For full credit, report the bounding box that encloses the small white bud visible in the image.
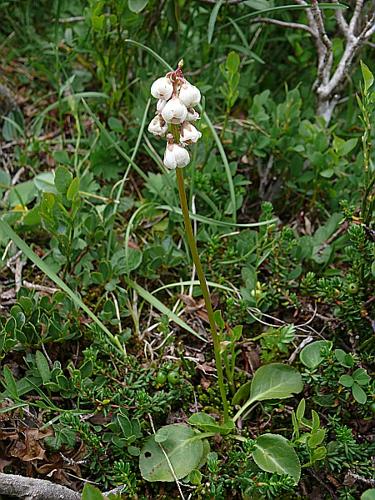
[148,115,168,137]
[179,82,201,107]
[156,99,167,113]
[180,122,202,144]
[163,143,190,169]
[161,96,188,124]
[186,108,200,122]
[151,77,173,100]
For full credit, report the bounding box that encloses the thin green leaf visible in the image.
[0,219,126,358]
[157,205,276,227]
[125,278,206,342]
[225,3,348,26]
[3,366,19,399]
[208,0,224,44]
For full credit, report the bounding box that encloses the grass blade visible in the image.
[208,0,224,44]
[157,204,277,227]
[125,277,207,342]
[0,219,126,358]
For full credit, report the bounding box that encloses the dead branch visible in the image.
[288,0,375,123]
[0,472,129,499]
[249,17,315,35]
[0,473,81,500]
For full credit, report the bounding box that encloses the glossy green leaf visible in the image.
[361,61,374,94]
[352,368,371,386]
[352,383,367,404]
[128,0,149,14]
[300,340,332,369]
[308,429,326,448]
[252,433,301,483]
[232,380,251,405]
[55,166,73,194]
[339,374,353,388]
[234,364,303,422]
[3,366,19,399]
[250,363,303,402]
[66,177,80,201]
[35,350,51,383]
[139,424,204,482]
[296,399,305,422]
[361,489,375,500]
[188,412,234,435]
[82,483,104,500]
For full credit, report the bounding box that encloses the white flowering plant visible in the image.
[148,61,202,169]
[140,62,304,488]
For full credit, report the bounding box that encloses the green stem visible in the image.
[175,166,229,421]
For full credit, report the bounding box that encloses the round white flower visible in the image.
[163,143,190,169]
[148,115,168,137]
[161,96,188,124]
[156,99,167,113]
[186,108,200,122]
[179,82,201,107]
[151,77,173,100]
[181,122,202,144]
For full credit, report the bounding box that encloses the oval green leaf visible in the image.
[250,363,303,402]
[352,383,367,404]
[252,433,301,483]
[139,424,204,482]
[300,340,332,369]
[128,0,148,13]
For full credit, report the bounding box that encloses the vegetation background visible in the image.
[0,0,374,499]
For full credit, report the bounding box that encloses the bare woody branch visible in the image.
[249,17,315,35]
[0,473,81,500]
[349,0,365,34]
[0,472,126,500]
[332,0,349,34]
[285,0,375,123]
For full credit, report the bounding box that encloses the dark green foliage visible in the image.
[0,1,374,498]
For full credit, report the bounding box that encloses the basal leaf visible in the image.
[252,433,301,483]
[250,363,303,403]
[128,0,149,14]
[300,340,332,369]
[139,424,204,482]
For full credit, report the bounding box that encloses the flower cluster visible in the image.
[148,62,202,169]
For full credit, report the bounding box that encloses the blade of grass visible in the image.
[0,219,126,358]
[124,277,207,342]
[157,204,277,227]
[208,0,224,44]
[152,280,235,294]
[223,3,349,27]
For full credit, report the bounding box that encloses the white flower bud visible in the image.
[180,122,202,144]
[161,96,188,124]
[179,82,201,107]
[186,108,200,122]
[148,115,168,137]
[163,143,190,169]
[151,77,173,100]
[156,99,167,113]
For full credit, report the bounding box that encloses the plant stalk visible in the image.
[175,165,229,421]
